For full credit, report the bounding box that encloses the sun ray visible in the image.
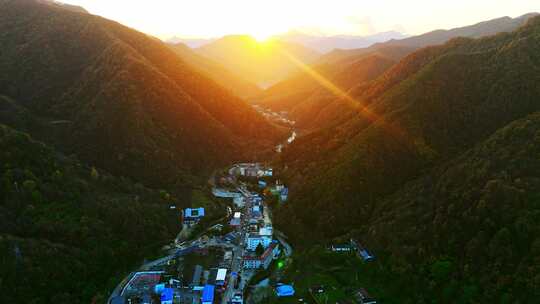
[279,49,409,141]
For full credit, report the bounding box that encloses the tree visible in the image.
[255,243,265,256]
[90,167,99,180]
[431,259,453,283]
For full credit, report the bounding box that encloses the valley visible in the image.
[1,1,540,303]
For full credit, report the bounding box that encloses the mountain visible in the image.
[321,13,538,65]
[273,16,540,301]
[0,123,188,303]
[255,13,538,131]
[167,37,216,48]
[196,35,320,86]
[276,31,408,53]
[39,0,88,13]
[0,0,283,188]
[275,10,540,262]
[357,113,540,302]
[255,53,401,130]
[168,42,262,98]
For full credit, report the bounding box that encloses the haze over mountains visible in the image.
[195,35,320,87]
[168,42,262,98]
[275,30,408,53]
[255,13,539,131]
[173,31,408,53]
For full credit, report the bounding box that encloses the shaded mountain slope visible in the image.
[321,13,538,65]
[169,42,262,98]
[0,0,282,186]
[356,113,540,302]
[255,14,538,132]
[276,16,540,240]
[255,54,399,130]
[0,124,181,303]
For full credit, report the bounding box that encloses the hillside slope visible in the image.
[359,113,540,302]
[257,53,399,129]
[169,42,262,98]
[0,0,282,186]
[0,124,181,303]
[256,13,538,131]
[276,16,540,240]
[196,35,320,86]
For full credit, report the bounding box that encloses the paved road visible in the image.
[275,230,293,257]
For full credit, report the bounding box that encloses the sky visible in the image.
[61,0,540,40]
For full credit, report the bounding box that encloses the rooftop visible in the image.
[185,207,205,218]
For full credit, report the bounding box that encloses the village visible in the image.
[108,163,295,304]
[107,103,378,304]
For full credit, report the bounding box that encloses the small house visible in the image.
[276,284,295,297]
[160,288,173,304]
[354,288,377,304]
[183,207,205,226]
[331,244,354,252]
[202,285,215,304]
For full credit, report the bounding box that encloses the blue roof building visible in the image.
[280,187,288,202]
[276,284,295,297]
[359,249,375,261]
[184,208,205,226]
[110,296,125,304]
[185,208,205,218]
[202,284,215,304]
[160,288,173,304]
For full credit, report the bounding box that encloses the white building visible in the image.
[246,233,272,251]
[243,241,280,269]
[216,268,227,286]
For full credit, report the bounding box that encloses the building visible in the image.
[191,265,203,287]
[263,168,273,177]
[251,205,262,218]
[110,296,125,304]
[358,249,375,262]
[233,196,245,207]
[243,241,280,269]
[230,212,241,227]
[246,233,272,251]
[246,167,259,177]
[276,284,295,297]
[258,180,267,188]
[354,288,377,304]
[202,285,215,304]
[350,239,375,261]
[216,268,228,286]
[160,288,173,304]
[183,208,205,226]
[280,187,288,202]
[330,244,354,252]
[231,293,243,304]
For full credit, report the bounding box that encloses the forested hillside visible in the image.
[169,42,262,98]
[356,113,540,302]
[0,0,283,188]
[276,16,540,242]
[255,13,537,132]
[0,124,181,303]
[255,54,399,130]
